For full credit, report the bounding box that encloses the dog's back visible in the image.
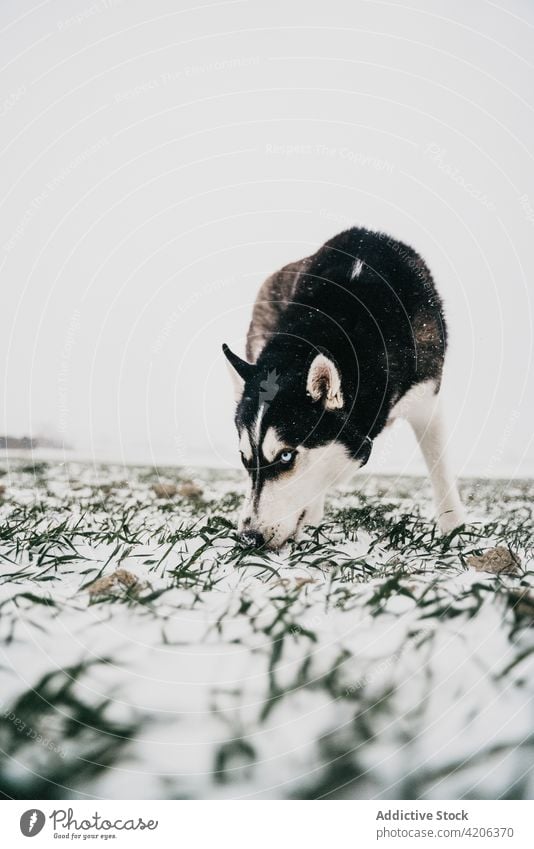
[246,227,447,437]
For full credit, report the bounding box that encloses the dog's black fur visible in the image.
[225,227,446,467]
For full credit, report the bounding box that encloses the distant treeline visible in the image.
[0,436,64,449]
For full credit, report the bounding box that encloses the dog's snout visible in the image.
[239,530,266,549]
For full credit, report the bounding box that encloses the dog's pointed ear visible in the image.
[222,344,255,400]
[306,353,344,410]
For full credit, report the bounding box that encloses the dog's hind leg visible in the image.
[395,380,466,533]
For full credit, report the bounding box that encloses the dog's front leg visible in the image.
[401,381,466,533]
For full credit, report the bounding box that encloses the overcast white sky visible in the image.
[1,0,533,477]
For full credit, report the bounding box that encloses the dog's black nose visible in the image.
[239,530,265,548]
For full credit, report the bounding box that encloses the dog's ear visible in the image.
[306,353,344,410]
[222,344,255,401]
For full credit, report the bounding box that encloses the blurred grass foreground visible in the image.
[0,459,533,800]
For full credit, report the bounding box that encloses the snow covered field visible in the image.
[0,459,533,800]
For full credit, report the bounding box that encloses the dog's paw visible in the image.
[438,508,467,536]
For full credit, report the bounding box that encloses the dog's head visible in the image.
[223,344,372,549]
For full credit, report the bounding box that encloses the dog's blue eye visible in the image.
[279,450,294,464]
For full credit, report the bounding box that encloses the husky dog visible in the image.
[223,227,465,549]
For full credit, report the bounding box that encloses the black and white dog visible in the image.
[223,227,465,549]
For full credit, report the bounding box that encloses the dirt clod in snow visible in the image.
[151,482,178,499]
[114,569,139,589]
[467,546,521,575]
[294,577,317,590]
[87,569,139,596]
[177,481,203,498]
